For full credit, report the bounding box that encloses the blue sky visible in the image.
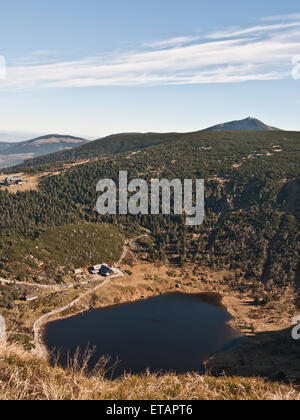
[0,0,300,139]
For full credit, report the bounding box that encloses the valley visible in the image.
[0,125,299,400]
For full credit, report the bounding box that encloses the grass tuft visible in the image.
[0,342,299,401]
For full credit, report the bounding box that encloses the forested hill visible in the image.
[8,130,300,173]
[0,130,299,303]
[7,119,284,171]
[9,132,185,171]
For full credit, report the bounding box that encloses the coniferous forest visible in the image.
[0,130,299,304]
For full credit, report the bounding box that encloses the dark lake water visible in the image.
[44,292,244,378]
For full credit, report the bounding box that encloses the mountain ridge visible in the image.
[3,118,289,171]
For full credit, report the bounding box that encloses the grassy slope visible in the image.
[1,342,299,400]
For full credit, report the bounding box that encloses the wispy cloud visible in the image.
[144,36,201,49]
[1,14,300,90]
[261,13,300,22]
[206,22,300,39]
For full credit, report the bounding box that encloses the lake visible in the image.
[43,292,244,378]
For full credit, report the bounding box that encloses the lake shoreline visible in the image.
[34,261,299,384]
[39,287,237,363]
[43,291,244,378]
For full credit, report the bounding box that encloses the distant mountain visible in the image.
[203,117,281,132]
[0,134,88,169]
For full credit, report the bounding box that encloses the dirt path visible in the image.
[33,275,122,358]
[0,278,61,291]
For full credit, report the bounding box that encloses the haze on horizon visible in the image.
[1,0,300,139]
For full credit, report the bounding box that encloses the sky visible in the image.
[0,0,300,140]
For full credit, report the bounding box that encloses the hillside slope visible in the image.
[0,223,123,288]
[0,130,299,303]
[0,142,14,153]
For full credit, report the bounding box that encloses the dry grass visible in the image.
[0,342,299,401]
